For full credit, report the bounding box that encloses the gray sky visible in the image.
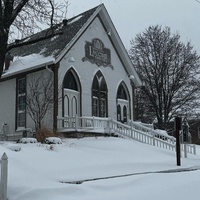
[67,0,200,53]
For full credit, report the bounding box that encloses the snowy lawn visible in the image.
[1,137,200,200]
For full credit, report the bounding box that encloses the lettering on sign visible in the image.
[82,38,113,69]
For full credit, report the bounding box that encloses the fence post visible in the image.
[193,144,196,155]
[131,123,133,138]
[152,133,155,146]
[107,118,111,135]
[92,116,95,128]
[184,144,187,158]
[1,153,8,200]
[110,118,113,134]
[75,115,78,131]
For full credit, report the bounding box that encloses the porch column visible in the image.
[52,63,59,132]
[131,82,136,121]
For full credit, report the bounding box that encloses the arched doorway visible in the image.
[63,69,81,123]
[116,82,130,123]
[92,71,108,117]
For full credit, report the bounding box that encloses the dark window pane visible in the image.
[17,77,26,128]
[123,106,127,123]
[117,84,127,100]
[18,112,25,127]
[18,78,26,94]
[117,105,121,121]
[63,71,78,91]
[18,96,26,111]
[100,98,106,117]
[92,97,98,116]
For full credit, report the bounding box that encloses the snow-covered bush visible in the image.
[155,129,169,137]
[18,138,38,144]
[7,144,21,151]
[46,144,57,151]
[44,137,62,144]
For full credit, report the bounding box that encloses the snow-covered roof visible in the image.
[3,54,54,77]
[2,4,142,86]
[2,6,98,79]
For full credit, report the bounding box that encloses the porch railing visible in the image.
[57,116,196,155]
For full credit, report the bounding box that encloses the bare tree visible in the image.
[129,25,200,130]
[0,0,68,78]
[134,87,156,124]
[26,71,54,130]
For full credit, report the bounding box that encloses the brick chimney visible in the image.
[63,19,68,26]
[4,53,13,70]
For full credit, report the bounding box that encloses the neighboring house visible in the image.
[0,4,141,136]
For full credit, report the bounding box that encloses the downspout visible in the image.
[52,64,59,132]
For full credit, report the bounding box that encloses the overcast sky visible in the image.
[66,0,200,53]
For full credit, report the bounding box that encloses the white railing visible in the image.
[57,116,109,131]
[181,143,196,155]
[57,116,195,155]
[0,153,8,200]
[107,118,176,151]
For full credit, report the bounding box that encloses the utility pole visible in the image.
[175,117,182,166]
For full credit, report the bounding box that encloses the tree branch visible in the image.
[11,0,29,25]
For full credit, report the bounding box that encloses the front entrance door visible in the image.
[64,89,80,127]
[117,99,129,124]
[63,69,81,128]
[116,82,130,124]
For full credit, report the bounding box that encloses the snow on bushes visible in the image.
[18,138,38,144]
[44,137,62,144]
[6,144,21,151]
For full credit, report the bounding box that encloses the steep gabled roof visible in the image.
[8,5,99,59]
[3,4,141,86]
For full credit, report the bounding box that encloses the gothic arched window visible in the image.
[117,84,127,100]
[63,69,81,120]
[63,71,78,91]
[92,71,108,117]
[116,82,130,123]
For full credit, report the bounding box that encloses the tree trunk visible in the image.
[0,32,8,77]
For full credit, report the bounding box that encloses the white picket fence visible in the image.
[0,153,8,200]
[57,116,196,155]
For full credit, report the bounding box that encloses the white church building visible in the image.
[0,4,141,137]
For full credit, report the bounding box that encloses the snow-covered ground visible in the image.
[1,137,200,200]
